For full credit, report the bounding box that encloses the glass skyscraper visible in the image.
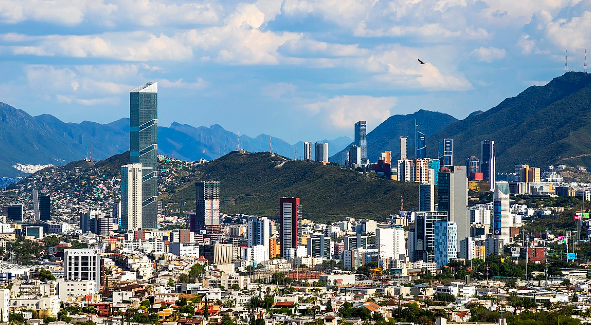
[438,138,453,169]
[354,121,367,165]
[129,82,158,229]
[416,131,426,159]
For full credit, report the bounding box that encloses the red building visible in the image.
[521,247,546,263]
[280,197,301,257]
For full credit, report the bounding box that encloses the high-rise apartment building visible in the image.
[303,142,312,161]
[247,216,270,248]
[437,166,469,251]
[399,136,408,160]
[376,226,405,262]
[348,145,361,167]
[416,131,426,159]
[434,221,457,268]
[280,197,301,257]
[315,142,329,163]
[64,249,101,291]
[194,181,221,232]
[130,82,158,229]
[412,211,448,262]
[121,163,143,231]
[307,234,331,258]
[438,139,453,169]
[481,140,496,190]
[32,189,40,221]
[354,121,368,165]
[493,181,513,243]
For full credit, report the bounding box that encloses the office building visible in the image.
[412,211,448,262]
[95,217,112,236]
[397,159,414,182]
[247,216,270,248]
[376,226,405,262]
[303,142,312,161]
[307,234,331,258]
[6,204,23,222]
[466,156,480,177]
[195,181,221,232]
[348,145,361,167]
[437,166,469,250]
[419,183,435,211]
[80,210,103,234]
[315,142,329,163]
[416,131,426,159]
[130,82,158,229]
[493,181,513,244]
[428,160,440,185]
[121,163,143,231]
[64,249,101,292]
[481,140,496,190]
[280,197,301,257]
[434,221,457,268]
[39,192,51,221]
[354,121,368,165]
[438,139,453,169]
[399,136,408,160]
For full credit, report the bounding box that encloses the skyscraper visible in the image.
[438,139,453,169]
[437,166,469,250]
[481,140,496,190]
[121,163,143,231]
[493,181,512,242]
[354,121,367,165]
[39,192,51,221]
[303,142,312,161]
[6,204,23,223]
[416,131,426,159]
[194,181,221,232]
[434,221,457,268]
[376,226,405,262]
[315,142,329,163]
[399,136,408,160]
[247,216,270,248]
[412,211,449,262]
[419,183,435,211]
[280,197,301,257]
[348,145,361,167]
[32,190,40,221]
[130,82,158,229]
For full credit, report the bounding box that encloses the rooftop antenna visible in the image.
[565,50,568,73]
[237,129,241,150]
[294,148,298,160]
[269,135,273,154]
[585,49,588,74]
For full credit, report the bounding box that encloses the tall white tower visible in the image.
[121,163,144,231]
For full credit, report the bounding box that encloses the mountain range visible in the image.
[0,102,351,177]
[3,72,591,176]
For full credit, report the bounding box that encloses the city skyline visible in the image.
[1,1,590,143]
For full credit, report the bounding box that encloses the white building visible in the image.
[121,163,143,231]
[315,142,329,163]
[57,279,96,301]
[247,216,270,249]
[169,243,200,257]
[376,227,405,263]
[243,245,269,265]
[0,289,8,322]
[63,249,101,292]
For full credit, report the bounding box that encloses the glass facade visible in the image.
[354,121,367,164]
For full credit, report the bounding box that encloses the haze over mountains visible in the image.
[0,102,351,177]
[2,72,591,176]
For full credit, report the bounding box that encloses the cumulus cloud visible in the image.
[261,83,298,100]
[56,94,119,106]
[304,95,395,129]
[471,46,506,62]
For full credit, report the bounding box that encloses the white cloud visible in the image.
[471,46,506,62]
[56,94,119,106]
[261,83,298,100]
[158,78,208,89]
[279,39,368,57]
[304,95,395,129]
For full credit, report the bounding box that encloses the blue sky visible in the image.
[0,0,589,143]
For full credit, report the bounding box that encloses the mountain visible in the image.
[427,72,591,171]
[330,110,458,164]
[162,151,418,221]
[0,102,351,176]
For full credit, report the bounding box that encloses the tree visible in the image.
[167,278,175,287]
[325,299,333,312]
[220,314,234,325]
[38,268,56,281]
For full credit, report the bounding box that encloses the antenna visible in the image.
[237,129,241,150]
[414,119,417,159]
[294,148,298,160]
[269,135,273,154]
[585,49,588,74]
[565,50,568,73]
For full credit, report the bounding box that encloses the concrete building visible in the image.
[121,163,143,231]
[303,141,312,161]
[376,226,405,264]
[64,249,101,292]
[280,197,301,257]
[315,142,329,163]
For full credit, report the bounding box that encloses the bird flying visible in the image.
[418,59,425,64]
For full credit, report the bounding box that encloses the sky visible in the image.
[0,0,590,143]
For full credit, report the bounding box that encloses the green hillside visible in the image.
[427,72,591,171]
[163,151,418,222]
